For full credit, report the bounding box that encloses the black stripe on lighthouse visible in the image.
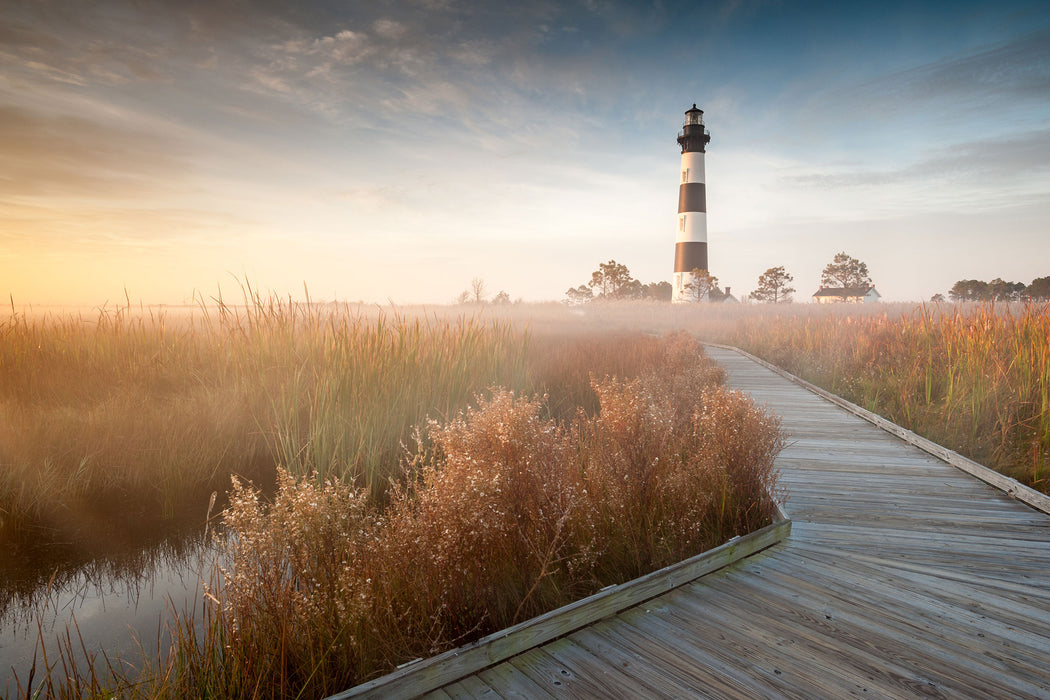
[674,241,708,273]
[678,182,706,213]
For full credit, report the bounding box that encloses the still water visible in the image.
[1,535,221,693]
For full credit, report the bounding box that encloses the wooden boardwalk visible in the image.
[348,347,1050,699]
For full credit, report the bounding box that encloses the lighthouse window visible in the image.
[679,216,686,232]
[681,169,689,183]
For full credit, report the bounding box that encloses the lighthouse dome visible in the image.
[684,104,704,125]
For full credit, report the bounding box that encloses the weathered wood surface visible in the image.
[709,343,1050,516]
[335,511,790,699]
[417,346,1050,699]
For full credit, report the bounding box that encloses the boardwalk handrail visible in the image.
[704,342,1050,517]
[328,503,790,700]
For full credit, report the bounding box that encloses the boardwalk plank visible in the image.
[506,645,629,699]
[438,676,499,699]
[567,627,698,697]
[592,611,791,698]
[531,637,666,697]
[692,557,1050,696]
[655,592,924,699]
[336,345,1050,699]
[474,664,556,699]
[615,604,802,698]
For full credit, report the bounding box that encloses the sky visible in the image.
[2,0,1049,306]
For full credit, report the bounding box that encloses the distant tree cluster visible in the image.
[747,253,872,304]
[456,278,514,305]
[565,260,672,304]
[947,277,1050,302]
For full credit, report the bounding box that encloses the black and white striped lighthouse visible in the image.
[672,104,711,302]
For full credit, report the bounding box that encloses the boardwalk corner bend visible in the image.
[331,343,1050,699]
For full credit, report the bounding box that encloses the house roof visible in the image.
[812,286,880,298]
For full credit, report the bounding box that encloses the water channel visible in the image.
[1,524,221,692]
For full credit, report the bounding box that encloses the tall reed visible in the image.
[0,295,531,545]
[725,303,1050,491]
[12,331,784,699]
[149,332,781,699]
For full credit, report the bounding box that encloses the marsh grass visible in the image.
[9,323,784,699]
[501,299,1050,491]
[143,332,781,699]
[0,294,530,544]
[716,302,1050,492]
[14,293,1049,698]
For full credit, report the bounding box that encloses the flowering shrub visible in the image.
[197,332,783,698]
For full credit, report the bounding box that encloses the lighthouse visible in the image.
[672,104,711,302]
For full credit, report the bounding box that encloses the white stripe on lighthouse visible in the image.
[672,105,710,303]
[676,212,707,244]
[681,152,705,184]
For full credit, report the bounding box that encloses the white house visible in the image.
[812,286,881,304]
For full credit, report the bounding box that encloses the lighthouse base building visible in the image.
[672,104,711,303]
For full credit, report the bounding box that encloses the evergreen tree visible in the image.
[820,252,872,289]
[749,266,795,303]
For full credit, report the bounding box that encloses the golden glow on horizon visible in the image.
[2,2,1048,306]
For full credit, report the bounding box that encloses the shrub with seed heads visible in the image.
[189,332,782,698]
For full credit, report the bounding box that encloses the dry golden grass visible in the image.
[149,331,781,699]
[713,302,1050,492]
[523,299,1049,492]
[4,302,785,700]
[27,294,1044,698]
[0,298,529,543]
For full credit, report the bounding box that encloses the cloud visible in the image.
[0,105,188,200]
[798,28,1050,132]
[877,28,1050,105]
[784,129,1050,192]
[279,28,371,62]
[373,19,407,40]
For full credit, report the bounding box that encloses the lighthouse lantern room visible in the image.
[672,104,711,303]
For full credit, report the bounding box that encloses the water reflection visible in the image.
[1,531,223,693]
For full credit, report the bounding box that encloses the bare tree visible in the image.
[471,277,487,304]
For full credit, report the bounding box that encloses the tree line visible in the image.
[565,260,675,303]
[562,254,1049,305]
[944,277,1050,302]
[748,252,873,303]
[456,278,513,305]
[565,251,876,305]
[565,261,740,303]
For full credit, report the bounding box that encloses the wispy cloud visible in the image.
[784,129,1050,197]
[872,28,1050,106]
[795,27,1050,135]
[0,105,188,199]
[2,0,1048,305]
